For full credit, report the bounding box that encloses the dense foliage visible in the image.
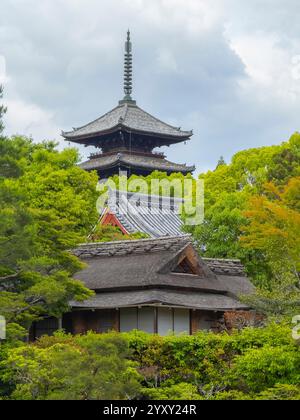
[0,332,141,400]
[1,324,299,400]
[189,134,300,318]
[188,133,300,281]
[0,85,7,135]
[89,225,149,242]
[0,136,99,338]
[240,178,300,317]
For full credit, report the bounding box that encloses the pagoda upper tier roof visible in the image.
[62,101,193,142]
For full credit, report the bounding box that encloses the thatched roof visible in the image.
[71,236,254,311]
[70,289,249,311]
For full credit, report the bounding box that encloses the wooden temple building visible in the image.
[62,31,195,178]
[31,236,254,338]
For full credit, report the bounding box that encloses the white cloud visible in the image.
[5,98,60,141]
[230,33,300,104]
[1,52,60,142]
[0,55,9,84]
[156,49,179,73]
[127,0,224,34]
[291,55,300,81]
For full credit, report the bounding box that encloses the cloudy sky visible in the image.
[1,0,300,173]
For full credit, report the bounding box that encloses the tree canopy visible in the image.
[1,332,141,400]
[0,136,99,338]
[186,133,300,284]
[1,325,299,400]
[0,85,7,135]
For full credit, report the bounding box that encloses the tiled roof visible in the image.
[104,190,185,238]
[79,151,195,174]
[202,258,245,277]
[62,102,193,140]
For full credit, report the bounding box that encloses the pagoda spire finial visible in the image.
[120,30,136,105]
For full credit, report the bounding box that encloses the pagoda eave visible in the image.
[79,152,195,176]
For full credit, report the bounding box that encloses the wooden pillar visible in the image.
[113,309,120,332]
[190,310,199,335]
[57,317,63,330]
[72,311,87,335]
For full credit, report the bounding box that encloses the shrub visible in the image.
[143,383,203,400]
[1,332,142,400]
[256,384,300,400]
[1,323,298,400]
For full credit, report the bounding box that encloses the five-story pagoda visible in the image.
[62,31,195,178]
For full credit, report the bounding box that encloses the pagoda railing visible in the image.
[89,150,166,160]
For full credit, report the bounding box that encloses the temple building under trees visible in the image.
[31,237,254,339]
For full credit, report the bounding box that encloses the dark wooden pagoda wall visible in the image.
[93,131,180,154]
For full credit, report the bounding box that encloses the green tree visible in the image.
[1,324,298,400]
[187,133,300,284]
[240,177,300,317]
[216,156,226,168]
[0,137,99,336]
[89,225,148,242]
[0,84,7,135]
[267,133,300,184]
[256,384,300,400]
[1,332,142,400]
[231,345,300,393]
[144,383,202,400]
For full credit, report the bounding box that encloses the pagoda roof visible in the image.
[62,102,193,142]
[79,151,195,174]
